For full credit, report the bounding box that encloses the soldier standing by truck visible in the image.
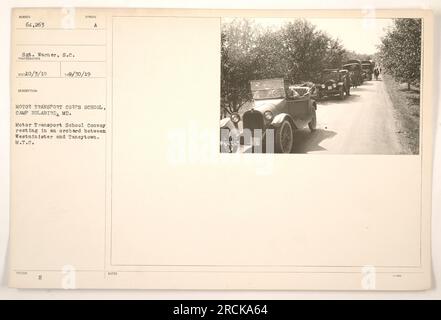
[374,67,380,80]
[342,69,351,96]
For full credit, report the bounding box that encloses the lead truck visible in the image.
[220,78,317,154]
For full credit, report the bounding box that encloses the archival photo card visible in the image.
[220,17,422,154]
[8,8,433,290]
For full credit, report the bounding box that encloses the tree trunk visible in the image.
[408,82,411,90]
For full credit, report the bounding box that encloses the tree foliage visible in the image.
[221,19,349,114]
[343,50,372,62]
[378,19,421,89]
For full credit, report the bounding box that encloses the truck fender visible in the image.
[271,113,296,129]
[220,117,240,140]
[220,118,240,152]
[220,117,236,130]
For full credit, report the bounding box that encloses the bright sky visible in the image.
[308,18,393,55]
[236,18,394,55]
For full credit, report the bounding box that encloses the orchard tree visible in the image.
[221,19,259,114]
[378,18,422,90]
[251,29,286,80]
[324,38,347,72]
[221,18,349,116]
[342,50,371,63]
[280,20,329,83]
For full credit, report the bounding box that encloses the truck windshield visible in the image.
[250,79,286,100]
[252,88,285,100]
[321,71,339,81]
[343,64,358,71]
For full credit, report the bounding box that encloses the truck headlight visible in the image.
[231,113,240,123]
[264,110,273,121]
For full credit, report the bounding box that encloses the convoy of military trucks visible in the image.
[315,59,377,100]
[220,58,379,153]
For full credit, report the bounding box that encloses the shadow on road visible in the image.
[292,128,337,153]
[317,93,360,106]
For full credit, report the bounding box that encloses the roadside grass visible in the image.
[382,74,420,154]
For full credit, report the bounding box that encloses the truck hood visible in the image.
[323,79,338,85]
[243,98,284,113]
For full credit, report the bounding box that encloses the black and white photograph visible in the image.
[220,18,422,154]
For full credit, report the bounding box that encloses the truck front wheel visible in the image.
[339,87,345,100]
[275,120,294,153]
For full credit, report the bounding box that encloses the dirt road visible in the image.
[293,80,403,154]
